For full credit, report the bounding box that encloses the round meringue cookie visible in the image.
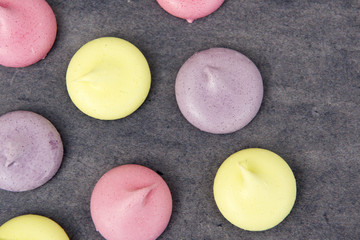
[66,37,151,120]
[0,214,69,240]
[90,164,172,240]
[156,0,224,23]
[213,148,297,231]
[175,48,263,134]
[0,0,57,67]
[0,111,63,192]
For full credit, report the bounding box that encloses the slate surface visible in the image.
[0,0,359,239]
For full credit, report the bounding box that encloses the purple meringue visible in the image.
[0,111,63,192]
[175,48,263,134]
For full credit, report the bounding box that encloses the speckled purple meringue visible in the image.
[175,48,263,134]
[0,111,63,192]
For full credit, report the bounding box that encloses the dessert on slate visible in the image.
[213,148,296,231]
[0,0,57,67]
[66,37,151,120]
[175,48,263,134]
[0,0,300,237]
[91,164,172,240]
[0,214,69,240]
[0,111,63,192]
[156,0,224,23]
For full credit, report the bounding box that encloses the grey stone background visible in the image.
[0,0,359,239]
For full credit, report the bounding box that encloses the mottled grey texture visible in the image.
[0,0,359,239]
